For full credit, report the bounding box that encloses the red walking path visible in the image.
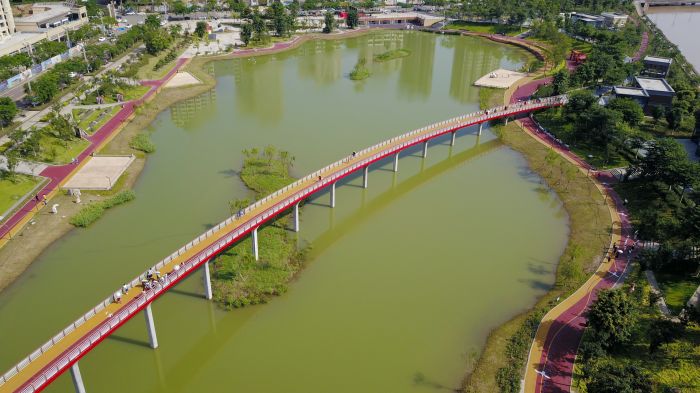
[0,58,190,249]
[511,80,635,393]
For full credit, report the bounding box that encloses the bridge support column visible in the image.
[203,261,212,300]
[504,117,509,125]
[450,131,456,146]
[70,362,87,393]
[330,182,336,208]
[363,166,369,188]
[252,227,259,261]
[422,141,428,158]
[393,153,399,172]
[144,304,158,349]
[478,122,483,136]
[293,203,300,232]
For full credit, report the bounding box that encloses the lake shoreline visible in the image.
[0,28,568,391]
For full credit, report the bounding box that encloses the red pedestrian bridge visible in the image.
[0,95,567,393]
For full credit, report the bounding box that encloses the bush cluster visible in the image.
[70,190,135,227]
[129,133,156,153]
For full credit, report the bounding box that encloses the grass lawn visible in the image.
[76,106,122,134]
[37,135,89,164]
[0,175,41,215]
[81,85,150,105]
[444,21,523,36]
[656,270,699,314]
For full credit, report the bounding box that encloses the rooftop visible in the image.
[613,86,648,97]
[635,77,675,93]
[644,56,673,65]
[0,31,45,49]
[15,4,73,23]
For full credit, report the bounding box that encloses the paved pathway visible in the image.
[0,58,189,248]
[511,80,635,393]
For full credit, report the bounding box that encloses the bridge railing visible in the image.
[1,94,567,391]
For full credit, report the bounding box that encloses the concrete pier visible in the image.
[293,203,300,232]
[363,166,369,188]
[70,362,86,393]
[203,262,212,300]
[478,122,483,136]
[393,153,399,172]
[422,141,428,158]
[450,131,456,146]
[252,227,259,261]
[144,304,158,349]
[330,182,336,208]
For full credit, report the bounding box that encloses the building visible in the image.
[600,12,628,28]
[636,77,675,110]
[613,76,676,113]
[643,56,672,77]
[570,11,627,29]
[570,12,603,28]
[0,0,15,38]
[13,3,87,32]
[357,12,442,27]
[0,3,87,57]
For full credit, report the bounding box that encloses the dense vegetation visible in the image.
[129,133,156,154]
[70,190,136,227]
[212,146,305,308]
[349,57,370,80]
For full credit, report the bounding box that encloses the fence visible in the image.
[0,44,83,93]
[1,95,568,392]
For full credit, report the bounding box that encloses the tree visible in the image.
[640,138,698,189]
[270,1,289,37]
[251,11,268,43]
[648,318,683,354]
[323,11,335,34]
[346,8,359,29]
[552,69,569,95]
[195,21,208,38]
[169,24,183,38]
[145,14,161,29]
[172,0,188,15]
[145,29,171,54]
[586,362,652,393]
[241,23,253,45]
[651,105,665,124]
[607,98,644,127]
[0,97,18,127]
[665,107,684,132]
[587,289,638,348]
[29,72,59,104]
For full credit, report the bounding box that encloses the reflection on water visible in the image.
[0,31,563,393]
[399,32,436,100]
[171,89,217,130]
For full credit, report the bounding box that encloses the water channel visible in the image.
[647,6,700,72]
[0,31,569,392]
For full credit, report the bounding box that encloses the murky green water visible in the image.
[647,6,700,71]
[0,31,568,392]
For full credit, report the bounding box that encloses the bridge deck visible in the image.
[0,96,565,393]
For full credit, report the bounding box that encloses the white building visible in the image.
[0,0,15,38]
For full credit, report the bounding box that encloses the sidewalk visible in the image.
[0,57,190,248]
[511,79,635,393]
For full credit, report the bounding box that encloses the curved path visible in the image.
[0,97,565,393]
[511,82,634,393]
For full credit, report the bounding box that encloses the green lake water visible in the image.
[0,31,568,392]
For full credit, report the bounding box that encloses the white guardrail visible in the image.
[2,95,567,393]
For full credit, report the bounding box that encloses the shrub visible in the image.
[129,133,156,153]
[70,190,135,227]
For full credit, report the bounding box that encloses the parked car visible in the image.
[98,36,107,42]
